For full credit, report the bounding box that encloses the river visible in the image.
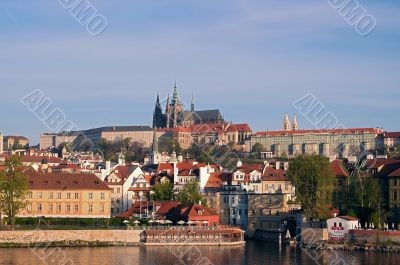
[0,240,398,265]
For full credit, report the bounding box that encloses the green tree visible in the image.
[151,181,174,202]
[0,155,29,227]
[177,180,205,205]
[287,155,335,220]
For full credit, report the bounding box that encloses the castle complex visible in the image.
[247,114,383,159]
[153,83,224,129]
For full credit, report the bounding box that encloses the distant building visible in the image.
[40,126,154,150]
[20,168,111,218]
[3,136,29,151]
[247,115,383,159]
[152,83,225,129]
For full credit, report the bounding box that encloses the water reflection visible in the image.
[0,241,399,265]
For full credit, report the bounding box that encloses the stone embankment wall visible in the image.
[301,228,328,245]
[0,230,141,247]
[347,230,400,244]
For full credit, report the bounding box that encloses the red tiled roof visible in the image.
[255,128,381,136]
[330,160,349,178]
[180,203,218,217]
[383,132,400,138]
[108,165,137,182]
[156,201,180,215]
[204,172,225,189]
[262,167,287,181]
[157,163,174,173]
[25,171,109,191]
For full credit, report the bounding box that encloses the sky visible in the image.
[0,0,399,144]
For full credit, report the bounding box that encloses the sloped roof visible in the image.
[330,160,349,178]
[180,203,218,217]
[262,167,287,181]
[25,171,109,191]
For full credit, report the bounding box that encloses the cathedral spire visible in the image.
[172,82,179,104]
[292,113,298,131]
[153,92,163,128]
[283,113,291,131]
[191,92,195,111]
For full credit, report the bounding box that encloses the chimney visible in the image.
[106,160,111,170]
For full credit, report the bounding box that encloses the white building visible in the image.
[327,216,359,240]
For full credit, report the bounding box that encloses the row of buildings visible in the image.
[0,134,29,154]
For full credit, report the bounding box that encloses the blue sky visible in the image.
[0,0,399,144]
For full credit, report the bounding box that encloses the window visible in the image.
[117,188,121,193]
[394,179,398,186]
[28,192,33,199]
[285,183,289,191]
[101,193,105,200]
[89,193,93,200]
[38,192,42,199]
[49,192,53,199]
[88,204,93,212]
[48,203,53,213]
[339,222,342,228]
[334,222,337,227]
[394,191,398,201]
[74,193,79,199]
[57,203,62,212]
[239,209,242,216]
[74,204,79,212]
[100,204,105,213]
[57,192,62,199]
[66,192,71,199]
[231,197,235,204]
[27,204,32,212]
[38,203,42,212]
[66,204,71,212]
[278,184,282,190]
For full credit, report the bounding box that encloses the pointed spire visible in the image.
[172,82,178,104]
[191,91,195,111]
[283,113,291,131]
[292,113,298,131]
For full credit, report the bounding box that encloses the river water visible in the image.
[0,240,398,265]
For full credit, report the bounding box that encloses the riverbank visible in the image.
[0,230,141,248]
[302,241,400,253]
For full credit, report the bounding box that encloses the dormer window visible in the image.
[198,210,202,215]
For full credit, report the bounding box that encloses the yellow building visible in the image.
[19,169,111,218]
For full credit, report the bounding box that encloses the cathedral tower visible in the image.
[283,113,291,131]
[292,114,298,131]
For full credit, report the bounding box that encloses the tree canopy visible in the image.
[287,155,335,220]
[0,155,29,227]
[151,181,174,202]
[177,180,205,206]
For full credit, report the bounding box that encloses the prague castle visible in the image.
[247,114,383,159]
[152,83,224,129]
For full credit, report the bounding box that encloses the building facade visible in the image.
[248,117,383,159]
[20,169,111,218]
[3,136,29,151]
[40,126,154,150]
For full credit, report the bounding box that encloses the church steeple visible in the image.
[172,81,179,104]
[292,113,298,131]
[153,92,163,128]
[191,92,195,111]
[283,113,291,131]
